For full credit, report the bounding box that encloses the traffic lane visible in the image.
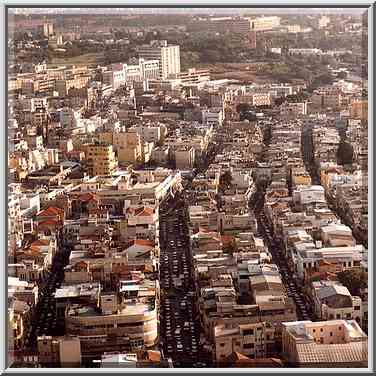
[159,209,200,364]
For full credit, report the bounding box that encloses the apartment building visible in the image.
[37,335,81,367]
[83,142,118,176]
[103,64,126,90]
[175,147,196,170]
[202,108,224,127]
[138,40,180,79]
[292,244,365,281]
[310,280,363,324]
[350,99,368,121]
[281,101,308,116]
[247,16,281,31]
[176,68,210,84]
[288,48,322,56]
[124,59,160,83]
[282,320,367,367]
[214,322,276,362]
[209,17,251,34]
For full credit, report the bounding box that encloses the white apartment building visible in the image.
[311,281,363,323]
[247,16,281,31]
[103,64,126,90]
[202,108,224,127]
[124,59,160,83]
[293,243,366,280]
[138,40,180,79]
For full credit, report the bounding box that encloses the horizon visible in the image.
[9,7,367,16]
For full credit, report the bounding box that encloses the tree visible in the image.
[337,269,367,296]
[219,170,232,191]
[337,140,354,165]
[337,71,347,79]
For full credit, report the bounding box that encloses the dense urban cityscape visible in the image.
[7,8,369,369]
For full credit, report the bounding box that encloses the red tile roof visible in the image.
[36,206,64,218]
[127,206,154,216]
[127,239,154,248]
[79,193,98,203]
[30,239,50,247]
[37,219,59,228]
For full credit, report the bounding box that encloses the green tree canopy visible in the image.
[337,269,367,296]
[337,140,354,165]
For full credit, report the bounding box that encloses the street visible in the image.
[158,194,210,368]
[23,242,72,350]
[256,208,313,321]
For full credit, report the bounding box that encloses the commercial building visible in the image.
[64,281,158,355]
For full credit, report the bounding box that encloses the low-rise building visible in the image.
[282,320,367,367]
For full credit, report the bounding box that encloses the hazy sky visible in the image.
[9,7,366,15]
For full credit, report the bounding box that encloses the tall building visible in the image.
[175,147,196,170]
[83,142,118,176]
[43,22,54,37]
[208,17,251,34]
[138,40,180,79]
[249,31,257,49]
[247,16,281,31]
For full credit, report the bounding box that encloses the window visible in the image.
[336,314,341,319]
[338,326,342,331]
[220,343,225,347]
[329,314,334,320]
[354,306,361,311]
[313,329,316,333]
[243,343,254,349]
[243,329,254,336]
[320,338,324,344]
[320,328,323,332]
[330,332,333,337]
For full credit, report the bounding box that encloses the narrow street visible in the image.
[255,207,313,321]
[24,241,72,350]
[250,121,314,322]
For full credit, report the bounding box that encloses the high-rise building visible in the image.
[43,22,54,37]
[138,40,180,79]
